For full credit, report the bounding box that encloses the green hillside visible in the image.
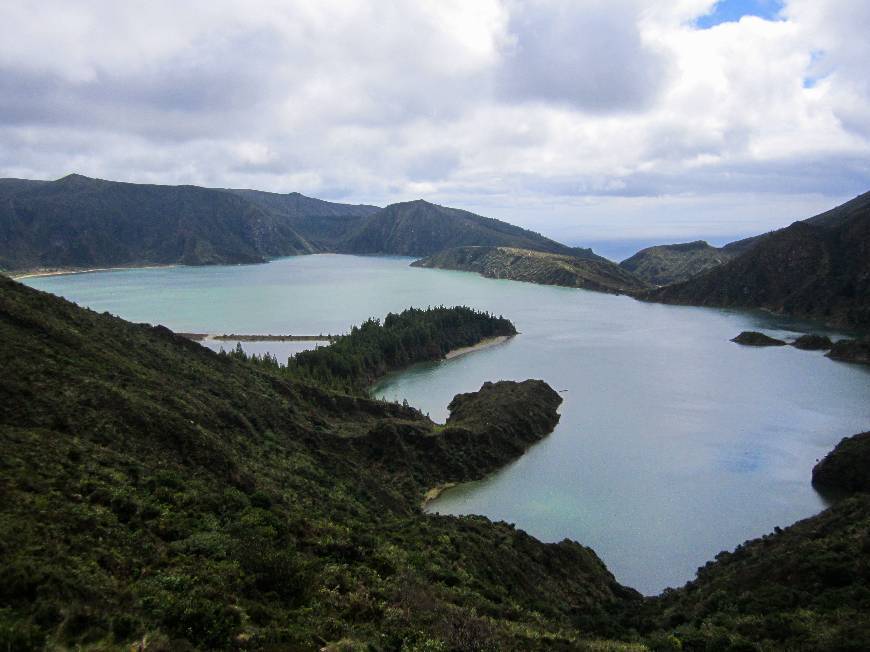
[0,276,635,650]
[644,194,870,328]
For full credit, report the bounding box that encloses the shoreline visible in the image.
[420,483,457,509]
[444,335,513,360]
[11,264,177,280]
[179,333,338,343]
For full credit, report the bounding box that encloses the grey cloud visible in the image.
[0,0,867,244]
[405,148,461,182]
[497,1,669,111]
[0,28,291,141]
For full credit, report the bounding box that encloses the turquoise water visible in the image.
[24,255,870,595]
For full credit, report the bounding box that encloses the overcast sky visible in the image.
[1,0,869,249]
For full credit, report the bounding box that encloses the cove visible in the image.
[24,254,870,595]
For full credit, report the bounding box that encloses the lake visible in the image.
[23,254,870,595]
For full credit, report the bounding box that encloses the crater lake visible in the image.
[23,254,870,594]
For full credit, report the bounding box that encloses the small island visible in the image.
[791,333,833,350]
[731,331,787,346]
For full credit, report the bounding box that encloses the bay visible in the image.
[24,254,870,594]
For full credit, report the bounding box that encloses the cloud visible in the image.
[497,0,670,111]
[0,0,868,243]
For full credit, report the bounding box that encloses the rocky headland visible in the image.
[412,245,649,294]
[812,431,870,494]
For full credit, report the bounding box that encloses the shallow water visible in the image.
[25,255,870,594]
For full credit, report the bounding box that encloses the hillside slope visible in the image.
[3,275,870,650]
[0,176,610,274]
[643,194,870,328]
[339,199,604,260]
[229,189,380,250]
[619,240,737,286]
[0,275,637,650]
[0,175,319,270]
[413,245,649,294]
[638,493,870,650]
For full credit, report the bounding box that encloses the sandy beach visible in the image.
[11,264,176,280]
[420,483,457,509]
[444,335,513,360]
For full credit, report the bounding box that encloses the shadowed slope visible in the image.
[0,175,317,270]
[339,200,604,259]
[643,195,870,328]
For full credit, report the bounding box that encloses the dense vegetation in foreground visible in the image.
[637,493,870,651]
[0,276,637,650]
[411,246,648,295]
[2,275,870,651]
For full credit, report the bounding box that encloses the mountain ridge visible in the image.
[0,174,606,275]
[643,197,870,328]
[622,190,870,291]
[336,198,603,260]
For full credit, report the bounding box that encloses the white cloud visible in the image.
[0,0,868,244]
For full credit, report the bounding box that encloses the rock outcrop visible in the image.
[812,431,870,494]
[826,338,870,365]
[731,331,787,346]
[791,334,833,350]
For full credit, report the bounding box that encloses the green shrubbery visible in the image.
[4,274,869,650]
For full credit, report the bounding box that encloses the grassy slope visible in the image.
[618,241,736,286]
[0,276,636,650]
[411,246,648,294]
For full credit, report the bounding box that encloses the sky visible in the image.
[1,0,869,248]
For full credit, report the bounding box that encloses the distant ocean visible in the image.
[578,236,748,263]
